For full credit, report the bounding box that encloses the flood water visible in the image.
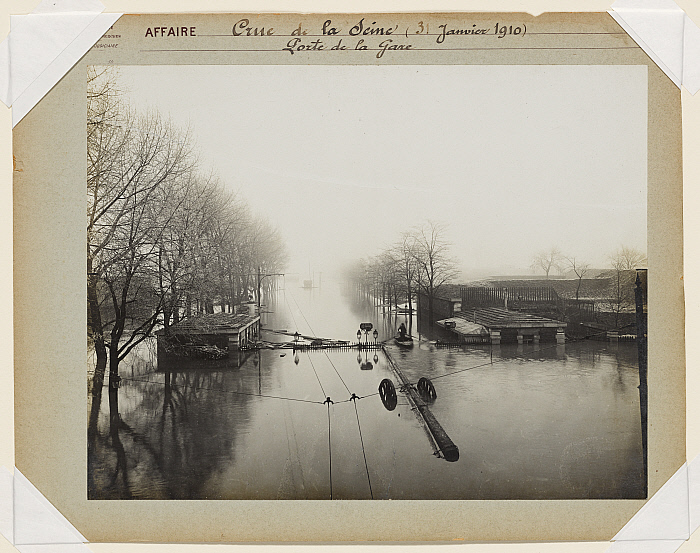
[88,279,645,500]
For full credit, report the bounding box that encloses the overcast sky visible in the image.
[116,64,647,279]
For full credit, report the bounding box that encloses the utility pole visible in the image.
[257,266,261,311]
[635,269,648,497]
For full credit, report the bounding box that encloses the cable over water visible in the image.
[423,322,638,384]
[290,292,318,339]
[324,397,334,500]
[351,394,374,499]
[283,287,301,332]
[305,352,328,399]
[119,375,326,405]
[288,289,352,395]
[323,352,351,395]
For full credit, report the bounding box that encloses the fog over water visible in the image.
[118,64,647,278]
[89,280,644,500]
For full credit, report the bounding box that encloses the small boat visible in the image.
[394,336,414,348]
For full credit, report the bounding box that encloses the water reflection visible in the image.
[89,280,644,500]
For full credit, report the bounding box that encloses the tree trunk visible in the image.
[109,339,121,383]
[87,272,107,438]
[163,305,172,334]
[407,282,413,336]
[108,385,132,498]
[428,292,434,328]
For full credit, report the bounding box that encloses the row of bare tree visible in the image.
[347,225,646,331]
[87,67,287,412]
[531,245,647,280]
[344,221,458,329]
[531,245,647,325]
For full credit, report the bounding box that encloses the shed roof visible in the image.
[436,318,488,336]
[162,313,260,334]
[457,308,566,329]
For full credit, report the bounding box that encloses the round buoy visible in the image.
[378,378,398,411]
[417,377,437,402]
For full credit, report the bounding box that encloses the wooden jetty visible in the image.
[381,346,459,462]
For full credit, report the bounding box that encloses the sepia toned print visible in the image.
[87,63,649,501]
[14,12,684,542]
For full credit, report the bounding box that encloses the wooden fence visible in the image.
[461,286,558,308]
[461,286,596,323]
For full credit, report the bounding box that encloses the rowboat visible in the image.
[394,336,414,348]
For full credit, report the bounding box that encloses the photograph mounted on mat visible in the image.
[12,10,685,544]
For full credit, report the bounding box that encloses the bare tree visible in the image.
[88,86,197,386]
[531,246,565,279]
[369,251,400,312]
[410,221,459,326]
[611,246,647,270]
[565,256,591,304]
[87,66,127,401]
[86,68,290,473]
[242,215,289,307]
[602,246,644,328]
[565,255,591,320]
[390,233,420,333]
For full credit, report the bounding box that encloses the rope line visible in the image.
[287,290,353,397]
[287,288,357,396]
[351,394,374,499]
[325,398,334,500]
[119,375,325,405]
[305,352,327,398]
[408,322,639,384]
[324,351,351,394]
[425,359,498,382]
[335,391,378,404]
[283,288,300,332]
[290,292,318,338]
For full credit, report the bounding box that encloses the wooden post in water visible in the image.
[381,346,459,462]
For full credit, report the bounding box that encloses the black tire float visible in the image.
[417,377,437,402]
[379,378,398,411]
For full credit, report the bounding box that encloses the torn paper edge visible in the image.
[609,0,700,94]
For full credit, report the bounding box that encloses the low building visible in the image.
[156,312,261,358]
[441,307,566,345]
[436,317,490,344]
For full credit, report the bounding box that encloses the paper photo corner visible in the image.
[0,0,699,128]
[0,461,699,551]
[0,467,90,552]
[0,0,121,128]
[0,0,699,549]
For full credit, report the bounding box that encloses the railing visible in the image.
[461,286,597,323]
[461,286,559,307]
